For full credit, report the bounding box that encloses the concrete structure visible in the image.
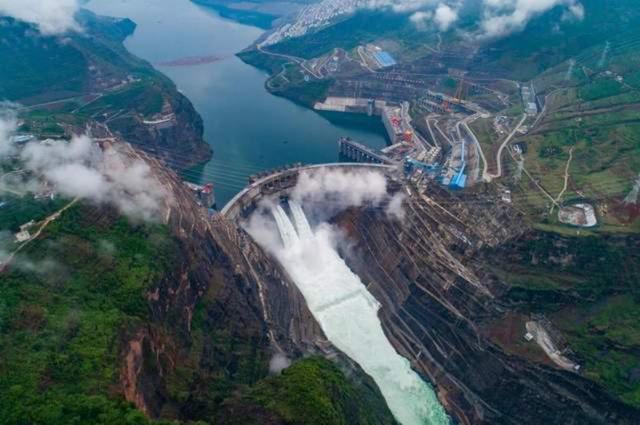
[338,137,395,165]
[184,181,216,209]
[14,220,35,243]
[526,321,579,372]
[10,134,35,144]
[373,51,396,68]
[220,163,395,220]
[314,96,387,114]
[558,203,598,227]
[381,106,404,143]
[521,85,538,116]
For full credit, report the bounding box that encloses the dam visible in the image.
[265,199,450,425]
[220,162,396,220]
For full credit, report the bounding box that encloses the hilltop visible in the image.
[0,10,211,169]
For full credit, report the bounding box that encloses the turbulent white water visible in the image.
[267,200,450,425]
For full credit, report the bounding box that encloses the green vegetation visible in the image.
[268,11,425,60]
[490,232,640,407]
[0,195,68,233]
[475,0,640,80]
[579,78,625,101]
[238,50,332,107]
[557,296,640,407]
[0,18,87,102]
[219,357,397,425]
[79,82,165,117]
[0,204,179,424]
[0,200,395,424]
[468,117,497,150]
[276,80,333,107]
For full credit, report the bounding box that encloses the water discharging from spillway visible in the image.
[268,200,450,425]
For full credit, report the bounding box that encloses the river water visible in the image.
[86,0,388,205]
[260,200,450,425]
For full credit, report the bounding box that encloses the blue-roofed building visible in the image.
[373,51,397,68]
[450,171,467,189]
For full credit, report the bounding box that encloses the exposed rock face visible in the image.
[334,184,640,425]
[110,91,211,170]
[116,144,327,419]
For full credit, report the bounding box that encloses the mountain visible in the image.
[0,142,397,425]
[0,11,211,169]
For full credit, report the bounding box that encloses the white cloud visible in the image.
[366,0,438,13]
[20,135,171,221]
[366,0,585,37]
[0,106,17,157]
[434,3,459,30]
[0,0,80,35]
[479,0,584,38]
[385,192,406,221]
[269,353,291,374]
[0,128,171,221]
[409,10,433,30]
[291,168,388,222]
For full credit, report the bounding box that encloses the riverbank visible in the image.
[88,0,389,206]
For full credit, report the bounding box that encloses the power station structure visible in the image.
[338,138,395,165]
[220,163,396,220]
[449,138,467,189]
[184,182,216,210]
[403,146,466,189]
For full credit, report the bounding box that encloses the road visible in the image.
[551,147,574,213]
[425,119,439,147]
[483,114,527,182]
[356,46,377,73]
[1,198,79,270]
[433,121,453,146]
[460,116,488,180]
[257,45,322,79]
[526,321,578,372]
[0,169,26,196]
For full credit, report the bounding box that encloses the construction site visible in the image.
[314,70,493,192]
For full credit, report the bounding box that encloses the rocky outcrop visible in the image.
[107,90,211,170]
[334,184,640,425]
[115,144,334,420]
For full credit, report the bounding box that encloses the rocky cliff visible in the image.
[333,183,640,425]
[0,143,395,424]
[115,145,393,423]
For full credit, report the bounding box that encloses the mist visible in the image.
[0,106,17,157]
[269,353,292,374]
[289,167,404,223]
[245,197,449,425]
[0,0,81,34]
[0,113,171,221]
[364,0,584,37]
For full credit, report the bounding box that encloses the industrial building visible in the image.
[521,85,538,116]
[381,106,405,143]
[373,51,397,68]
[184,182,216,210]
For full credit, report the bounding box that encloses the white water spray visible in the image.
[272,204,299,247]
[265,200,450,425]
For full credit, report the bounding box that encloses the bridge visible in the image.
[220,163,396,220]
[338,138,395,165]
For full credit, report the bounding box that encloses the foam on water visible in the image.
[267,201,450,425]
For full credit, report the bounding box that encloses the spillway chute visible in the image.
[264,202,450,425]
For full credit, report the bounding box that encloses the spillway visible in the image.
[268,200,450,425]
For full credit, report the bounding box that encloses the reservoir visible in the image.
[86,0,388,205]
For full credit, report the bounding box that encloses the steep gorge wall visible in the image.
[334,184,640,425]
[117,146,326,419]
[114,146,400,424]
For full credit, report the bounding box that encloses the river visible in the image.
[86,0,388,205]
